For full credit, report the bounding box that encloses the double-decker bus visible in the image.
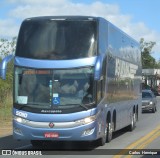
[0,16,141,147]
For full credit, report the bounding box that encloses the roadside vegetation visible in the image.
[140,38,160,68]
[0,37,16,122]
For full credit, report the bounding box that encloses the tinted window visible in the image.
[16,19,97,60]
[142,92,152,98]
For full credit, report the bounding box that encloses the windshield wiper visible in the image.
[79,104,89,110]
[17,103,48,110]
[17,104,32,110]
[65,104,89,110]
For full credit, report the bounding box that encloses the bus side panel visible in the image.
[106,22,141,130]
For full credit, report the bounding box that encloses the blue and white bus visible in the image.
[0,16,141,147]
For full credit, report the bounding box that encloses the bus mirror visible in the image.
[0,55,14,80]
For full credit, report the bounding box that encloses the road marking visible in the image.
[125,130,160,158]
[113,125,160,158]
[135,130,160,149]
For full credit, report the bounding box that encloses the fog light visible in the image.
[14,127,22,135]
[82,128,95,136]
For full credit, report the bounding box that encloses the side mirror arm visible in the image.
[0,55,14,80]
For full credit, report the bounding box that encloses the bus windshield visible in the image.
[16,19,97,60]
[14,67,95,113]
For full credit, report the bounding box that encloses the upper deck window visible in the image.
[16,19,97,60]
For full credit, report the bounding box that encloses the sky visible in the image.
[0,0,160,60]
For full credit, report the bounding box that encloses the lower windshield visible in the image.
[142,92,152,98]
[14,67,95,112]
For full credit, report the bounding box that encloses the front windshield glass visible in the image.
[16,19,97,60]
[14,67,95,112]
[142,92,152,98]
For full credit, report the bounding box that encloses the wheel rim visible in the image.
[108,122,112,139]
[100,123,107,145]
[132,113,136,128]
[105,123,107,134]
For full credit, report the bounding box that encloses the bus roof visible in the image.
[23,16,100,22]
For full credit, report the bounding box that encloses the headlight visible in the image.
[149,101,153,105]
[75,115,96,125]
[13,116,29,124]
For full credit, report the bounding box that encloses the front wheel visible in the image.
[99,121,113,145]
[128,113,136,131]
[152,105,156,113]
[99,123,107,146]
[106,122,113,142]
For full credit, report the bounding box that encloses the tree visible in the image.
[0,37,17,57]
[140,38,156,69]
[155,59,160,68]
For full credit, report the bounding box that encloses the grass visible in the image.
[0,94,13,137]
[0,94,13,124]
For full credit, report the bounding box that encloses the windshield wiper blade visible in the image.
[65,104,89,110]
[17,103,42,110]
[79,104,89,110]
[17,104,32,110]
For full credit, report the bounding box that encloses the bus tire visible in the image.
[152,105,156,113]
[99,123,107,146]
[128,112,136,131]
[106,122,113,142]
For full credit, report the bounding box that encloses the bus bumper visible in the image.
[13,120,101,141]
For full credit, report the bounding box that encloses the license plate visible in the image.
[44,132,59,138]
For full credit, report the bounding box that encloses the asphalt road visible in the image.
[1,97,160,158]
